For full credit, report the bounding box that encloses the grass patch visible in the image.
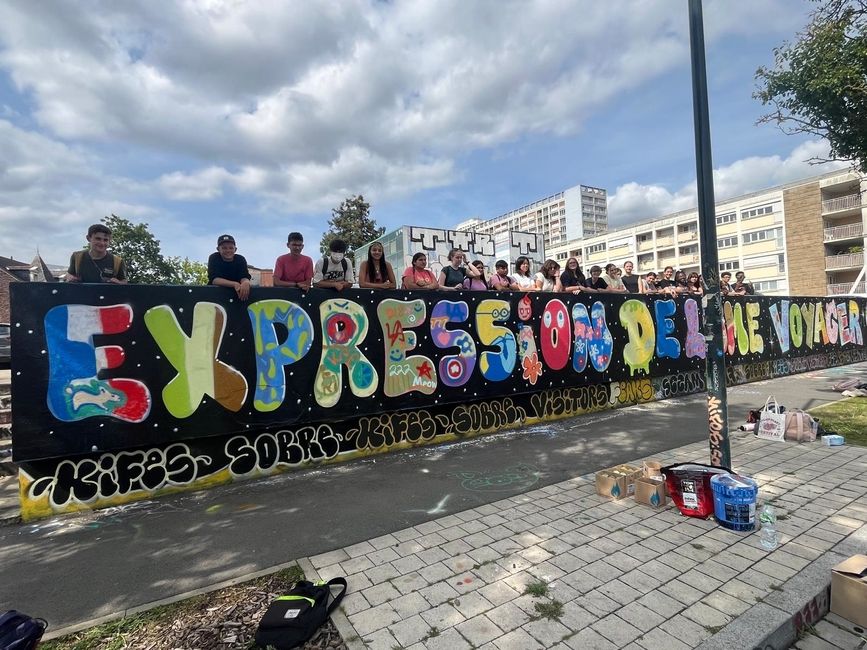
[769,584,784,592]
[690,543,706,550]
[524,580,550,597]
[422,627,440,641]
[533,599,564,621]
[40,565,305,650]
[809,398,867,447]
[704,624,724,635]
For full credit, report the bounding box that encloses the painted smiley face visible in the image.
[518,295,532,321]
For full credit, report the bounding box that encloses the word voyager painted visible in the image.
[9,284,866,517]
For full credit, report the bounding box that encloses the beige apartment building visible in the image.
[548,169,865,297]
[456,184,607,252]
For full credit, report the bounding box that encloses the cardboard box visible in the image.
[595,464,642,500]
[634,476,667,508]
[642,460,663,478]
[831,555,867,628]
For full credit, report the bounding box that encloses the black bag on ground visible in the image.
[0,610,47,650]
[255,577,347,650]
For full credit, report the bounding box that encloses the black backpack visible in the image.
[255,577,347,650]
[322,256,349,275]
[0,610,47,650]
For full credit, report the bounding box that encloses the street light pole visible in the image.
[688,0,731,468]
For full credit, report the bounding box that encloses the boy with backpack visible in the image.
[66,223,127,284]
[313,239,355,291]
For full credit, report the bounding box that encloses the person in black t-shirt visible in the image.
[66,223,128,284]
[208,234,252,300]
[560,257,586,294]
[582,265,608,292]
[621,260,639,293]
[655,266,676,292]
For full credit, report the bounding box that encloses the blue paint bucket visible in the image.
[710,473,758,532]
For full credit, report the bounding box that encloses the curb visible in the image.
[699,522,867,650]
[41,558,310,642]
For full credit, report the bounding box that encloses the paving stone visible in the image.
[311,548,350,569]
[478,580,521,607]
[360,626,400,650]
[452,614,503,647]
[468,545,503,565]
[349,602,400,636]
[391,591,431,618]
[419,562,454,585]
[424,626,473,650]
[635,589,684,618]
[393,554,426,575]
[584,559,623,581]
[557,601,595,633]
[549,551,589,573]
[693,559,737,583]
[394,571,430,595]
[752,557,801,581]
[480,601,528,634]
[390,613,431,647]
[636,558,682,582]
[621,567,664,593]
[560,568,603,594]
[420,601,465,630]
[416,546,450,566]
[563,626,619,649]
[813,619,866,649]
[494,627,545,650]
[345,570,374,591]
[362,582,401,607]
[659,578,708,606]
[719,577,768,604]
[526,560,567,583]
[367,546,400,565]
[635,627,692,650]
[793,633,849,650]
[442,539,474,556]
[576,589,621,617]
[523,617,572,647]
[365,563,400,583]
[615,599,667,632]
[442,553,476,575]
[680,601,732,628]
[592,613,642,646]
[598,578,641,605]
[700,590,752,617]
[418,581,461,607]
[659,613,713,646]
[341,591,370,617]
[451,591,494,618]
[678,568,723,592]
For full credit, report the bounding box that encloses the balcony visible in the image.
[655,237,675,248]
[823,222,864,242]
[679,254,699,265]
[822,193,863,214]
[827,280,867,295]
[637,240,654,252]
[678,231,698,242]
[825,252,864,270]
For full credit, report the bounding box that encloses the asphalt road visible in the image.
[0,362,864,631]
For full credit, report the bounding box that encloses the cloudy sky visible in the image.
[0,0,842,269]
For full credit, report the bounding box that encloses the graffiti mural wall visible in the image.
[10,283,867,518]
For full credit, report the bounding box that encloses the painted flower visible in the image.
[522,352,543,385]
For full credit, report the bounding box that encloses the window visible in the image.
[718,236,738,248]
[716,212,736,225]
[754,280,780,292]
[742,204,774,219]
[719,261,738,272]
[778,253,786,272]
[742,227,783,244]
[679,245,698,255]
[556,252,568,260]
[586,243,606,254]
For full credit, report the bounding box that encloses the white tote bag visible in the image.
[757,396,786,442]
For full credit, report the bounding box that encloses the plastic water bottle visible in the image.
[759,504,779,550]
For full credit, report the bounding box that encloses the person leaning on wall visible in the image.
[208,234,251,301]
[358,241,396,289]
[273,231,313,290]
[66,223,128,284]
[402,252,439,290]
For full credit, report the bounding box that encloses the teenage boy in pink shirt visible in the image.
[273,232,314,290]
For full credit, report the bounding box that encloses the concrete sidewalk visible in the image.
[304,434,867,650]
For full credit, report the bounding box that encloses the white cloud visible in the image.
[608,140,851,227]
[0,0,803,215]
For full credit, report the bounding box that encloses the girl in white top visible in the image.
[639,271,659,294]
[513,256,537,290]
[534,259,563,292]
[602,263,627,293]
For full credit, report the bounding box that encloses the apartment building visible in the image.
[456,184,607,251]
[548,169,866,297]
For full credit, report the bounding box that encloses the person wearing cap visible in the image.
[273,232,313,290]
[208,234,252,300]
[313,238,355,290]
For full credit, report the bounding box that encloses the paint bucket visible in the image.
[710,473,758,532]
[663,463,731,519]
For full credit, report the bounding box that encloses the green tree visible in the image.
[168,256,209,285]
[320,195,385,261]
[755,0,867,170]
[102,214,204,284]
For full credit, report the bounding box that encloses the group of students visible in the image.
[65,223,756,300]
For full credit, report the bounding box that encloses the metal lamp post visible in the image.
[688,0,731,468]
